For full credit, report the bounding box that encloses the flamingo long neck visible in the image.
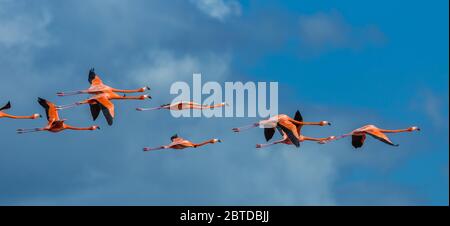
[64,125,94,131]
[302,136,332,142]
[194,139,215,147]
[379,128,413,133]
[3,114,35,119]
[112,88,144,93]
[299,121,323,125]
[202,103,225,109]
[114,95,144,100]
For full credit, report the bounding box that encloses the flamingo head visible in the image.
[256,144,263,148]
[141,94,152,100]
[327,136,336,141]
[91,125,101,130]
[320,121,332,126]
[212,139,222,143]
[140,86,151,92]
[409,126,420,131]
[32,114,42,119]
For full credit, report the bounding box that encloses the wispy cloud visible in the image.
[0,1,52,49]
[298,10,386,54]
[131,50,231,88]
[190,0,241,22]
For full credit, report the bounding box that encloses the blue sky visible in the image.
[0,0,448,205]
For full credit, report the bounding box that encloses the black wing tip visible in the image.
[0,101,11,111]
[294,110,303,122]
[37,97,48,107]
[88,67,96,83]
[98,102,114,126]
[277,123,300,147]
[264,128,275,142]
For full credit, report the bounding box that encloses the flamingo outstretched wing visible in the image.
[366,130,399,146]
[294,110,304,134]
[37,98,59,122]
[89,104,101,121]
[170,134,178,141]
[277,121,300,147]
[264,128,275,141]
[352,134,366,148]
[0,101,11,111]
[88,68,104,86]
[92,95,114,126]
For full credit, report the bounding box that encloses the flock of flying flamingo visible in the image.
[1,68,421,151]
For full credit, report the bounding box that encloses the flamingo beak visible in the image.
[327,122,332,126]
[218,139,222,143]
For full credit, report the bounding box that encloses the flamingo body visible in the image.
[143,134,222,152]
[137,101,226,111]
[57,68,150,96]
[16,98,100,134]
[328,124,420,148]
[238,110,334,149]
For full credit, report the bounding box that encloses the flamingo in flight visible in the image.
[56,68,150,96]
[136,101,227,111]
[323,124,420,148]
[143,134,222,152]
[0,101,41,120]
[232,110,331,133]
[17,98,100,134]
[57,91,150,126]
[56,69,151,125]
[256,110,335,148]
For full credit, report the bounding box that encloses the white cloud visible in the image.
[298,10,386,53]
[190,0,241,22]
[421,91,448,128]
[130,50,231,90]
[0,1,52,49]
